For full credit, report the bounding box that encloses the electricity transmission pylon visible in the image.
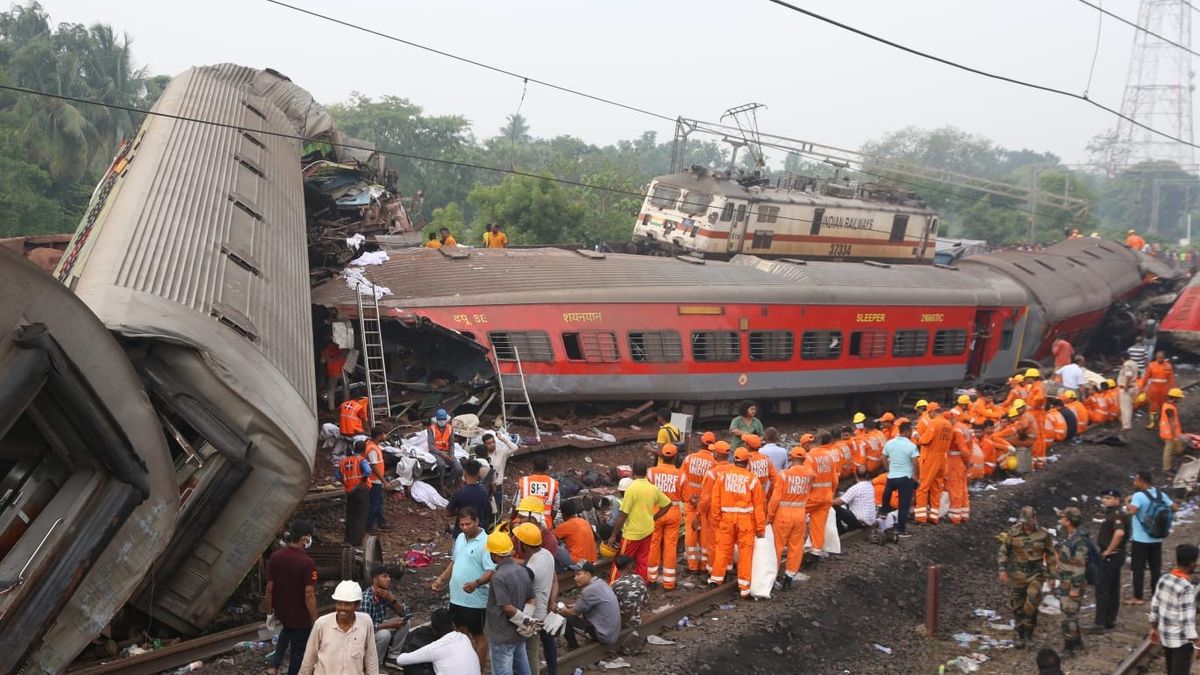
[1109,0,1195,174]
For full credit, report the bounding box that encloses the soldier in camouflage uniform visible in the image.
[997,505,1057,648]
[1055,507,1089,654]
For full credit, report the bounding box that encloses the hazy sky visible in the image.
[40,0,1193,166]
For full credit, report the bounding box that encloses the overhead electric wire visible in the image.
[1074,0,1200,59]
[761,0,1200,152]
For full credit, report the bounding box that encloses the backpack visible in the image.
[1083,533,1102,587]
[1138,488,1173,539]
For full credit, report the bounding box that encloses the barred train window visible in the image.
[649,184,680,209]
[488,331,555,362]
[628,331,682,363]
[562,331,620,363]
[892,330,929,358]
[691,331,740,362]
[801,331,843,360]
[749,331,793,361]
[932,329,968,356]
[849,329,887,358]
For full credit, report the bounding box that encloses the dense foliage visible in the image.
[2,2,1196,247]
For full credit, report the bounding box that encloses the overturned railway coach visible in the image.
[313,238,1163,409]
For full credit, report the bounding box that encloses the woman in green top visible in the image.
[729,400,765,449]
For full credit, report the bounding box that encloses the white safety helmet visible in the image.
[331,580,363,603]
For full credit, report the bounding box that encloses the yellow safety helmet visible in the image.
[852,412,867,424]
[1025,368,1041,379]
[1169,387,1185,399]
[516,495,546,515]
[1062,390,1077,400]
[957,394,971,405]
[486,530,514,556]
[915,399,929,410]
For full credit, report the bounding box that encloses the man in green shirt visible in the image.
[729,400,765,450]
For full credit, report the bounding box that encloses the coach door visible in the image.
[727,201,748,253]
[966,310,995,377]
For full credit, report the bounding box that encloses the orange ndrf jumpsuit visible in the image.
[945,422,971,523]
[707,465,765,596]
[915,415,954,524]
[647,462,685,589]
[680,449,715,572]
[768,461,815,578]
[806,445,839,553]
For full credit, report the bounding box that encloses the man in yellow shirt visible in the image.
[424,232,441,249]
[605,461,670,582]
[483,223,508,248]
[439,227,457,247]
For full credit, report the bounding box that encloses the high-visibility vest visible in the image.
[648,464,685,503]
[518,474,559,514]
[339,398,366,435]
[1160,402,1182,441]
[681,450,715,503]
[339,454,369,493]
[429,424,453,452]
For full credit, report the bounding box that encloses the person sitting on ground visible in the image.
[393,606,481,675]
[609,555,648,627]
[446,460,491,535]
[359,564,409,669]
[832,467,877,535]
[560,562,621,650]
[553,500,598,565]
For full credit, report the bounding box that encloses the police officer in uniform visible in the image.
[1054,507,1090,655]
[998,505,1057,648]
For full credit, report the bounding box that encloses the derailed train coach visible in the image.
[313,237,1176,412]
[0,64,320,672]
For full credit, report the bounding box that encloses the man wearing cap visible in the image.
[427,409,463,488]
[743,433,779,498]
[1117,355,1140,431]
[647,444,685,590]
[483,529,536,675]
[1160,388,1186,473]
[707,446,766,597]
[560,563,621,650]
[681,434,717,573]
[998,506,1057,649]
[431,507,494,666]
[298,581,379,675]
[915,403,952,525]
[607,461,671,582]
[881,422,919,537]
[1091,488,1130,632]
[1055,507,1091,655]
[697,441,733,576]
[266,521,319,675]
[760,427,788,473]
[769,445,815,588]
[513,522,556,675]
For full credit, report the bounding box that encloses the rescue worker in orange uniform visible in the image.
[971,392,1004,423]
[915,404,953,524]
[1062,390,1090,437]
[1160,388,1186,473]
[834,426,858,478]
[945,417,971,523]
[339,396,369,436]
[879,412,897,440]
[681,432,717,573]
[1002,374,1028,409]
[647,443,685,590]
[862,418,887,473]
[743,434,779,498]
[515,455,559,527]
[1143,351,1176,429]
[806,432,841,559]
[696,441,732,575]
[768,446,816,588]
[707,447,766,597]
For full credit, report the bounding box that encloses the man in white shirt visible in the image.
[832,467,877,534]
[1056,355,1086,393]
[760,427,788,472]
[393,607,481,675]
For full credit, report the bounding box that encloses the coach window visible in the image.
[849,329,887,358]
[489,331,555,362]
[628,330,683,363]
[721,202,734,222]
[691,331,740,362]
[679,191,712,216]
[562,331,621,363]
[932,329,968,356]
[649,184,680,209]
[892,329,929,357]
[889,214,909,243]
[800,331,843,360]
[749,331,793,361]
